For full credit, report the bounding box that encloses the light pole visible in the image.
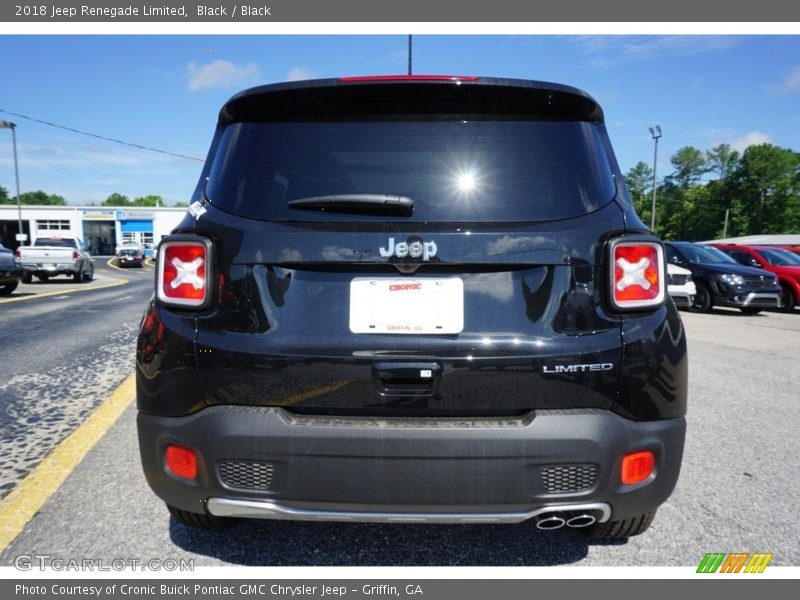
[648,125,662,231]
[0,120,24,246]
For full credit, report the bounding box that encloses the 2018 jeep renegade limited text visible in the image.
[137,76,687,538]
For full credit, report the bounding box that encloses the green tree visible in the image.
[652,180,682,239]
[669,146,709,188]
[705,144,739,180]
[173,201,189,207]
[624,161,654,216]
[658,184,728,241]
[644,142,799,240]
[132,194,163,207]
[706,178,737,238]
[19,190,67,205]
[729,144,800,234]
[0,184,10,204]
[102,192,130,206]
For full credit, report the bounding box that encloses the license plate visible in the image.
[349,277,464,334]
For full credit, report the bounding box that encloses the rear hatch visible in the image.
[191,77,627,415]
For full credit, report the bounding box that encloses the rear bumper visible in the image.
[137,406,685,523]
[20,262,78,276]
[0,266,23,283]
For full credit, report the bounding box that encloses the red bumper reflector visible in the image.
[165,445,197,480]
[621,450,655,485]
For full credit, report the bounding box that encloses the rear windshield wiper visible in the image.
[288,194,414,216]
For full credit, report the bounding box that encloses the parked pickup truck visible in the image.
[16,236,94,283]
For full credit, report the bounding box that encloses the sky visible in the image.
[0,34,799,206]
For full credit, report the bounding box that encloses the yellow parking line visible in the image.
[106,257,126,272]
[0,373,136,553]
[0,277,128,305]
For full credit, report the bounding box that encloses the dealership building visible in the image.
[0,205,186,254]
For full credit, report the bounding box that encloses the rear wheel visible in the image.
[0,282,18,296]
[22,272,32,284]
[73,268,82,283]
[584,511,656,539]
[689,282,712,313]
[37,274,50,282]
[84,262,94,281]
[166,504,237,529]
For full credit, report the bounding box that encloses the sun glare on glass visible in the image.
[457,172,477,192]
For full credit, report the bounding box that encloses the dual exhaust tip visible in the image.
[534,511,598,530]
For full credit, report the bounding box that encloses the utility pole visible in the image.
[648,125,662,231]
[0,120,24,246]
[722,208,729,238]
[408,35,413,75]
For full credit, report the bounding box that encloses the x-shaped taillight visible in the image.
[610,241,665,310]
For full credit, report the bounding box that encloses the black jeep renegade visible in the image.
[137,76,687,538]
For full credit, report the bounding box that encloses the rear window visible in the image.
[757,247,800,266]
[34,238,75,247]
[674,244,737,264]
[205,119,616,222]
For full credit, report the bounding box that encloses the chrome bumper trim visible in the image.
[742,292,780,307]
[206,498,612,524]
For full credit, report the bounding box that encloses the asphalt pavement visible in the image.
[0,260,154,499]
[0,290,798,566]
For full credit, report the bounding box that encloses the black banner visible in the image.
[2,0,800,22]
[4,579,798,600]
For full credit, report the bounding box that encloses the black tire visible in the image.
[37,274,50,282]
[689,281,712,313]
[584,511,656,539]
[167,504,236,529]
[740,307,761,315]
[22,272,32,284]
[779,284,796,312]
[0,282,18,296]
[85,262,94,281]
[73,268,82,283]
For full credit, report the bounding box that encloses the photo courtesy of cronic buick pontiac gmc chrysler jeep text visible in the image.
[136,76,688,539]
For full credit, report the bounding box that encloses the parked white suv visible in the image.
[667,263,696,309]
